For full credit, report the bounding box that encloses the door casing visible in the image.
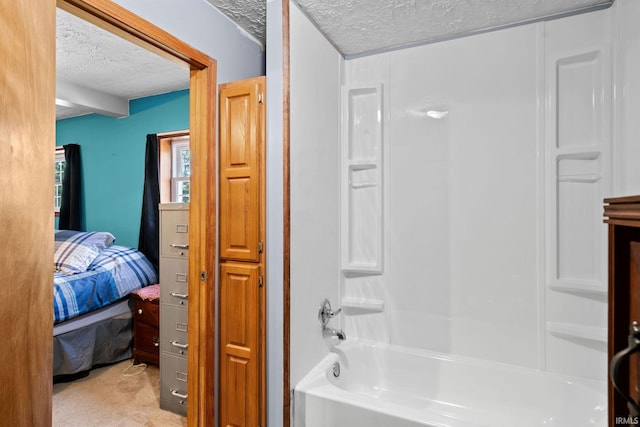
[56,1,218,425]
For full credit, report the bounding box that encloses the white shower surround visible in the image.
[339,5,613,382]
[288,0,640,396]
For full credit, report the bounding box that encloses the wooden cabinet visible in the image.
[159,203,189,416]
[604,195,640,424]
[219,77,264,263]
[218,76,266,427]
[219,262,262,426]
[131,293,160,366]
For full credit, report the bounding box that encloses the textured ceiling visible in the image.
[295,0,614,56]
[56,0,615,120]
[56,8,189,119]
[205,0,266,45]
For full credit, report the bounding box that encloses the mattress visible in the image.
[53,298,132,336]
[54,245,158,324]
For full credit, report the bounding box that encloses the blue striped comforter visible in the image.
[53,245,158,324]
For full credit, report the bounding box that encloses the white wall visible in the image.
[289,3,343,387]
[266,0,284,424]
[111,0,264,83]
[343,23,543,368]
[542,9,611,380]
[342,9,614,383]
[288,2,628,389]
[615,0,640,196]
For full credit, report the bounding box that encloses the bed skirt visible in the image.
[53,299,134,379]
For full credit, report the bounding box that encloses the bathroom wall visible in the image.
[342,8,614,383]
[343,22,543,368]
[288,1,630,389]
[289,3,343,387]
[266,0,285,424]
[615,0,640,196]
[542,9,611,381]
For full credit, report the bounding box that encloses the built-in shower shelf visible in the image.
[546,321,606,343]
[549,280,607,297]
[341,83,384,274]
[350,163,377,170]
[341,298,384,315]
[350,182,377,189]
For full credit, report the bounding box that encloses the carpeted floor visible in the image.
[53,360,187,427]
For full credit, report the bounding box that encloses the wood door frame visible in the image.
[55,1,217,426]
[282,0,291,425]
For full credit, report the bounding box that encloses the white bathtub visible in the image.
[294,340,606,427]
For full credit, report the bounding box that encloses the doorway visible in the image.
[56,1,217,425]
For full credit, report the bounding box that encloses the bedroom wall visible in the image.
[55,89,189,248]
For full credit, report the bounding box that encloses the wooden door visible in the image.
[219,263,262,426]
[219,78,265,262]
[0,1,55,426]
[219,76,266,427]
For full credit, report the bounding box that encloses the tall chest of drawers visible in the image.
[159,203,189,416]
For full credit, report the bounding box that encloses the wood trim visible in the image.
[605,204,640,224]
[56,2,217,426]
[159,131,191,204]
[188,64,217,427]
[282,0,292,426]
[158,129,190,137]
[605,195,640,204]
[159,138,172,204]
[56,0,210,69]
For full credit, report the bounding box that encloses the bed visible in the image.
[52,230,157,380]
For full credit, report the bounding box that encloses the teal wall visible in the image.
[56,89,189,248]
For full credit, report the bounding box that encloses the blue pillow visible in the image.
[54,230,115,274]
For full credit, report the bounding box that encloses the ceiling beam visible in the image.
[56,79,129,118]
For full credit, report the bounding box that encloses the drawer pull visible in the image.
[170,291,189,299]
[137,308,143,315]
[170,389,188,400]
[171,340,188,349]
[153,337,159,347]
[170,243,189,250]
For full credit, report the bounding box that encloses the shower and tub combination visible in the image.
[295,302,605,426]
[286,1,631,425]
[294,338,605,427]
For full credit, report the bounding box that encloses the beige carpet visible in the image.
[53,360,187,427]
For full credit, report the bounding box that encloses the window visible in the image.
[159,131,190,204]
[171,138,190,203]
[54,147,65,215]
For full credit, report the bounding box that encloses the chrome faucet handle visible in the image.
[318,299,341,328]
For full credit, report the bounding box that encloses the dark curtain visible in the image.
[138,134,160,274]
[59,144,82,231]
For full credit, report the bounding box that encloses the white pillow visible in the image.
[54,230,115,274]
